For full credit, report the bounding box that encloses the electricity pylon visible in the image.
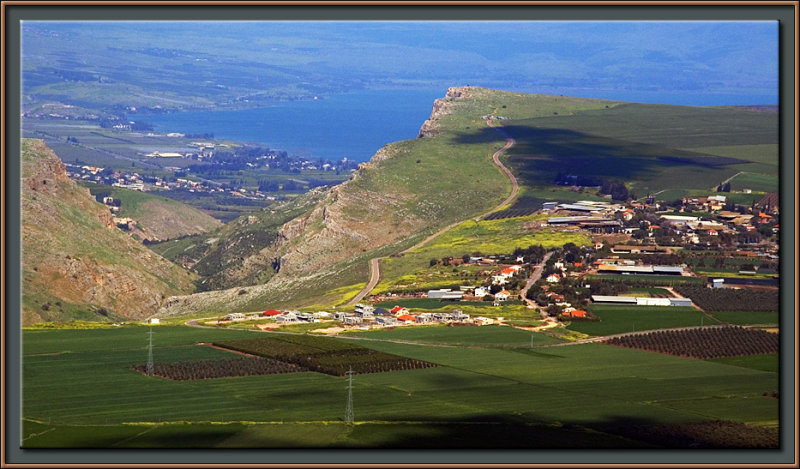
[146,327,154,376]
[345,367,354,424]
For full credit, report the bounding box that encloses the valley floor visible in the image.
[21,324,779,449]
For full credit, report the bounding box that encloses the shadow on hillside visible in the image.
[450,125,748,186]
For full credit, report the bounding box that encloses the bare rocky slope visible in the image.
[21,139,197,324]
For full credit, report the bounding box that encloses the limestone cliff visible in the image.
[417,86,472,138]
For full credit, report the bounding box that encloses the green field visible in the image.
[21,325,778,448]
[707,353,779,373]
[708,311,780,326]
[690,144,779,176]
[727,172,779,193]
[569,305,717,336]
[342,324,563,347]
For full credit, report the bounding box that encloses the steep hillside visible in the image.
[150,189,328,292]
[82,183,223,242]
[157,87,621,316]
[156,87,776,317]
[21,139,197,324]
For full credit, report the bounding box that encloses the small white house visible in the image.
[474,287,488,297]
[546,274,561,283]
[147,318,160,325]
[494,290,511,301]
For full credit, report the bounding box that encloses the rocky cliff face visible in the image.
[417,86,471,138]
[21,139,196,323]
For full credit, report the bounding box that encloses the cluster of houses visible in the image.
[65,162,275,201]
[219,304,499,329]
[659,208,777,244]
[336,304,476,327]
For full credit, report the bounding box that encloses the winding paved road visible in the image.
[346,118,519,306]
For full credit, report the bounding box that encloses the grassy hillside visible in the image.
[21,139,197,324]
[80,182,222,241]
[157,87,777,316]
[496,102,777,198]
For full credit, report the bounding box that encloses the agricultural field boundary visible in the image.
[547,324,765,347]
[347,118,518,306]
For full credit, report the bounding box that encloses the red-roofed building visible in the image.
[562,309,587,318]
[262,309,281,316]
[495,290,511,301]
[397,314,416,323]
[391,305,408,314]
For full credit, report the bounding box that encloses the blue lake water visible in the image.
[136,87,777,162]
[136,89,446,162]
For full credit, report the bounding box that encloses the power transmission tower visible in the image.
[345,367,354,424]
[146,327,154,376]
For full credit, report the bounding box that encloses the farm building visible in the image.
[557,203,602,213]
[427,289,464,300]
[591,295,693,307]
[397,314,416,323]
[611,245,670,254]
[262,309,281,317]
[146,318,160,324]
[659,215,699,225]
[548,216,613,224]
[596,265,685,275]
[373,307,390,316]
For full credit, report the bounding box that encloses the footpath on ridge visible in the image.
[346,118,518,306]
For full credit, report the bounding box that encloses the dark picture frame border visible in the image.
[2,1,797,467]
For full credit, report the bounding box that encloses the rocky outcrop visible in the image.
[417,86,472,138]
[21,139,196,324]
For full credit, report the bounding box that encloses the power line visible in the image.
[345,367,354,424]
